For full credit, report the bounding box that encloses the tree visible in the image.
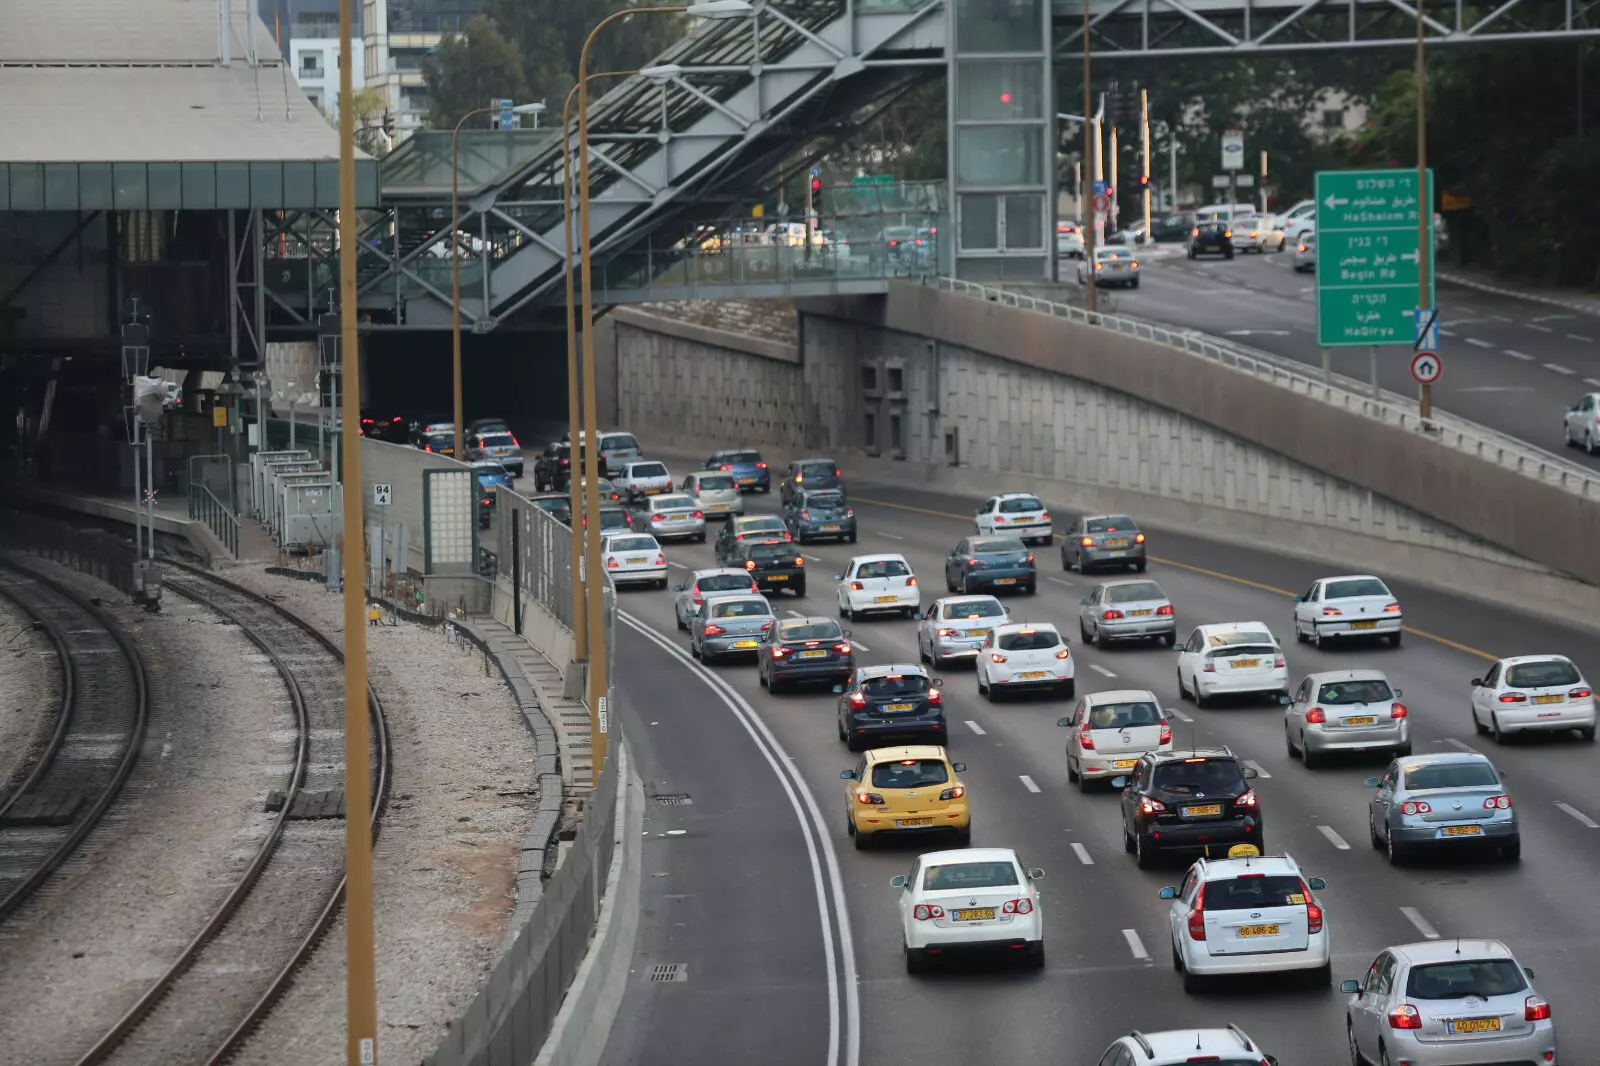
[346,87,392,156]
[421,14,531,130]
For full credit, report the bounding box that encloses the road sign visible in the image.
[1221,129,1244,171]
[1413,306,1439,351]
[1411,351,1442,385]
[1092,192,1111,214]
[1236,174,1255,188]
[495,98,514,129]
[1211,175,1230,189]
[810,166,820,178]
[1314,167,1435,348]
[373,483,392,506]
[851,175,893,185]
[1092,179,1109,196]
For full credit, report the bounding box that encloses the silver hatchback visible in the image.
[916,595,1010,668]
[1078,578,1175,646]
[643,493,706,543]
[1283,669,1409,767]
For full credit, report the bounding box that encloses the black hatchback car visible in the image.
[757,616,854,692]
[1187,221,1234,260]
[944,536,1037,595]
[1115,748,1262,868]
[730,537,807,597]
[784,488,857,544]
[835,664,946,752]
[781,457,845,506]
[533,442,572,491]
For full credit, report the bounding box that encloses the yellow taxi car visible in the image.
[841,745,970,851]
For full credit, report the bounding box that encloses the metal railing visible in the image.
[187,483,240,558]
[493,492,579,630]
[931,276,1600,501]
[0,510,137,596]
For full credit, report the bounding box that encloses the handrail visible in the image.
[187,483,240,557]
[930,275,1600,501]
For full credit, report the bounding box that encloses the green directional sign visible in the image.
[1314,168,1434,348]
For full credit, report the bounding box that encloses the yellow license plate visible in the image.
[1448,1017,1502,1034]
[709,503,728,510]
[1113,759,1138,768]
[897,818,934,827]
[994,577,1017,585]
[733,640,759,648]
[1020,671,1048,679]
[626,557,648,564]
[1238,924,1280,937]
[1534,694,1564,704]
[1184,804,1223,817]
[1350,620,1377,630]
[767,574,789,581]
[1104,539,1128,547]
[970,629,991,638]
[886,702,915,712]
[1232,659,1261,668]
[799,650,828,659]
[1343,716,1377,726]
[1442,824,1482,836]
[953,908,996,921]
[1130,609,1153,616]
[875,595,897,603]
[821,524,840,531]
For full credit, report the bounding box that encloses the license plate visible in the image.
[1232,658,1261,668]
[767,574,789,581]
[897,818,934,827]
[626,557,648,564]
[1020,671,1048,680]
[1104,539,1128,547]
[799,650,828,659]
[733,640,759,648]
[1446,1017,1502,1034]
[820,524,840,531]
[994,577,1016,585]
[648,487,666,494]
[886,702,915,712]
[1534,694,1564,704]
[1130,609,1153,616]
[1237,924,1280,937]
[1343,715,1377,726]
[1113,759,1138,768]
[953,908,996,922]
[708,503,728,511]
[1350,620,1377,630]
[875,595,897,604]
[969,629,991,638]
[1183,804,1223,817]
[1442,824,1482,836]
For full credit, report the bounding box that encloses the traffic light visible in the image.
[1138,175,1150,189]
[811,177,822,194]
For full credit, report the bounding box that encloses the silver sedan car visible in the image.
[1293,233,1316,273]
[1342,940,1556,1065]
[1077,578,1175,646]
[916,594,1010,668]
[1283,669,1409,767]
[642,492,706,543]
[1366,752,1520,865]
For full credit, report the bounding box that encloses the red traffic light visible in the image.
[810,178,821,192]
[1000,91,1013,104]
[1138,175,1150,188]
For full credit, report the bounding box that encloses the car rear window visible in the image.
[749,542,795,561]
[1152,759,1246,794]
[779,620,841,641]
[944,599,1004,619]
[1317,680,1393,705]
[1505,660,1581,688]
[998,629,1061,651]
[856,560,910,579]
[1086,516,1135,533]
[1406,959,1526,999]
[632,463,668,478]
[800,462,837,478]
[1205,874,1305,910]
[870,759,949,789]
[1233,217,1260,229]
[1402,762,1499,790]
[653,495,696,510]
[739,517,786,533]
[1208,644,1278,660]
[601,434,639,452]
[711,599,770,619]
[998,496,1043,513]
[1207,630,1274,647]
[862,674,930,698]
[695,474,735,490]
[972,537,1026,554]
[806,491,846,508]
[699,574,753,592]
[726,450,761,463]
[922,862,1018,891]
[480,433,516,447]
[1107,582,1164,603]
[608,536,656,553]
[425,433,453,448]
[1325,577,1390,598]
[1086,701,1163,729]
[599,510,628,527]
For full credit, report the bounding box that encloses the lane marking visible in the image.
[1441,737,1477,753]
[848,637,870,652]
[1555,801,1599,828]
[965,720,987,735]
[1317,825,1351,850]
[1534,313,1575,321]
[1489,314,1513,322]
[1503,349,1535,361]
[1526,323,1555,333]
[619,613,859,1066]
[805,554,823,562]
[667,561,689,569]
[1242,759,1271,779]
[1122,929,1150,959]
[1089,664,1117,678]
[879,533,904,541]
[1071,842,1095,865]
[1400,906,1440,940]
[1166,707,1194,723]
[850,495,1500,661]
[1019,774,1042,793]
[1544,363,1577,375]
[1464,337,1494,348]
[1048,576,1075,587]
[1586,378,1600,388]
[787,610,806,618]
[1569,334,1594,343]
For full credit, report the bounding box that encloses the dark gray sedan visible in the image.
[944,536,1037,595]
[1061,514,1147,574]
[784,488,857,544]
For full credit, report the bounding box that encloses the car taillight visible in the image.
[693,511,704,519]
[1224,229,1233,238]
[940,785,965,801]
[758,462,769,469]
[1306,900,1323,933]
[772,646,791,659]
[605,557,619,569]
[801,510,811,520]
[1203,660,1216,673]
[1055,648,1071,660]
[1274,655,1286,668]
[968,558,985,568]
[1102,609,1124,620]
[856,791,884,805]
[1158,723,1172,744]
[1499,692,1527,703]
[1040,512,1050,522]
[1134,533,1146,544]
[719,464,733,471]
[1390,703,1408,718]
[834,642,852,655]
[936,627,958,637]
[703,624,726,636]
[1400,800,1432,815]
[1321,607,1343,617]
[691,590,703,605]
[1139,796,1166,815]
[990,652,1008,663]
[1080,536,1093,547]
[1187,887,1206,940]
[1388,1005,1423,1030]
[906,576,918,587]
[1525,996,1552,1021]
[1306,707,1327,724]
[846,509,855,518]
[1001,898,1033,914]
[850,581,864,591]
[994,515,1007,523]
[654,554,665,565]
[928,688,943,705]
[425,445,433,452]
[510,437,520,448]
[1571,688,1593,699]
[794,557,805,567]
[848,691,867,708]
[1384,602,1401,613]
[745,560,756,571]
[559,457,570,465]
[1235,790,1258,809]
[651,514,664,522]
[761,620,775,631]
[912,904,944,921]
[1484,795,1512,809]
[1156,604,1174,615]
[1025,553,1035,563]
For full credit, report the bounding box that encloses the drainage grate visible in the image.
[653,793,693,806]
[649,963,688,983]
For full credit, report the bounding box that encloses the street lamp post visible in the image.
[1415,0,1433,423]
[1081,0,1097,313]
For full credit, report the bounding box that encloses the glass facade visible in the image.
[0,161,381,211]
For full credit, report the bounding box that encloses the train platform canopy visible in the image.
[0,0,378,212]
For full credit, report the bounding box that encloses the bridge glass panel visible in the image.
[44,164,78,211]
[148,163,183,210]
[79,164,114,209]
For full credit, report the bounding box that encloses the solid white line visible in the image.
[1464,337,1494,348]
[1526,323,1555,333]
[1047,576,1075,587]
[879,533,904,541]
[1071,842,1094,865]
[1555,801,1599,829]
[1166,707,1194,723]
[1122,929,1150,959]
[787,610,806,618]
[1019,775,1042,793]
[1317,825,1351,850]
[620,613,858,1066]
[1441,737,1477,753]
[1545,363,1577,375]
[846,637,870,652]
[1243,759,1271,779]
[1089,664,1117,678]
[1503,349,1535,361]
[965,720,987,735]
[1569,334,1594,343]
[1400,906,1440,940]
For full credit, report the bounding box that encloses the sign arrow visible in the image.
[1323,194,1349,210]
[1401,250,1419,263]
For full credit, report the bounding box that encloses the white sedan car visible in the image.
[837,553,919,621]
[1292,574,1403,648]
[601,533,667,589]
[1176,622,1288,707]
[1562,391,1600,454]
[1471,654,1596,743]
[973,492,1053,544]
[890,847,1045,973]
[976,622,1075,700]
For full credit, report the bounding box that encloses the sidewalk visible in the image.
[1438,264,1600,318]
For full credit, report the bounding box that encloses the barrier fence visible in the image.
[0,510,137,596]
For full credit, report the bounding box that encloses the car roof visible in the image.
[792,456,837,464]
[710,447,761,456]
[934,594,1003,608]
[864,744,950,764]
[706,595,773,610]
[735,514,785,525]
[649,494,696,507]
[1129,1029,1264,1058]
[530,493,568,502]
[1395,751,1492,769]
[1319,573,1382,582]
[689,568,753,581]
[1500,653,1577,667]
[1151,746,1234,762]
[604,532,657,545]
[994,491,1041,499]
[1083,513,1139,521]
[627,460,665,469]
[1084,688,1161,705]
[850,553,909,564]
[1304,668,1390,684]
[916,847,1018,866]
[858,663,930,679]
[686,469,730,479]
[1392,939,1513,965]
[993,621,1060,634]
[1194,853,1301,878]
[1099,577,1164,590]
[1196,621,1273,635]
[779,615,838,627]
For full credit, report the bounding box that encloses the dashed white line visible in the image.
[965,720,987,736]
[1242,759,1271,779]
[1534,313,1575,321]
[1545,363,1576,375]
[1568,333,1595,343]
[1464,337,1494,348]
[1317,825,1351,850]
[1489,314,1513,322]
[804,554,823,562]
[879,532,904,541]
[667,561,689,570]
[1441,737,1477,753]
[1089,664,1117,678]
[1504,349,1535,361]
[1438,328,1457,337]
[1400,906,1440,939]
[1071,842,1095,865]
[1166,707,1194,723]
[1526,323,1555,333]
[1047,576,1075,587]
[1019,775,1042,793]
[1555,801,1599,828]
[847,637,870,652]
[1585,378,1600,389]
[1122,929,1150,959]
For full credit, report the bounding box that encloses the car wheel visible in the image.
[1077,765,1093,793]
[838,603,848,619]
[690,641,702,660]
[847,532,857,544]
[1370,814,1384,850]
[1130,278,1140,289]
[1472,704,1488,734]
[1192,678,1209,709]
[1135,831,1157,869]
[1060,548,1071,571]
[795,583,807,597]
[676,611,688,632]
[961,575,972,595]
[1491,713,1508,744]
[1348,1022,1367,1066]
[1061,680,1075,699]
[952,826,971,847]
[978,669,992,699]
[1286,726,1300,758]
[1162,631,1176,648]
[1302,744,1322,770]
[1387,630,1402,648]
[1588,431,1597,456]
[945,572,956,593]
[1066,758,1079,783]
[796,533,808,545]
[1122,819,1137,853]
[1580,726,1596,742]
[1080,619,1095,644]
[758,667,768,688]
[1133,558,1147,573]
[1294,616,1308,643]
[1385,825,1407,865]
[1177,669,1191,701]
[1182,965,1206,994]
[1025,940,1044,970]
[904,944,929,975]
[769,675,786,695]
[1502,836,1522,862]
[837,717,848,742]
[853,826,872,850]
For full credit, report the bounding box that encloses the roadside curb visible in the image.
[1439,271,1600,319]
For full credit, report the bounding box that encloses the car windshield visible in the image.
[653,495,696,511]
[632,463,668,478]
[696,475,735,491]
[800,462,836,479]
[608,536,656,553]
[856,560,910,579]
[1403,761,1499,790]
[601,434,639,452]
[922,861,1018,891]
[999,496,1044,513]
[749,542,795,561]
[1317,680,1393,704]
[1326,578,1390,598]
[862,674,930,698]
[1505,660,1582,688]
[1205,874,1305,910]
[1107,582,1164,604]
[1208,630,1274,648]
[972,538,1026,555]
[806,492,846,509]
[1086,516,1135,533]
[425,434,453,449]
[711,600,770,619]
[1086,701,1163,729]
[480,433,516,447]
[699,574,753,592]
[779,620,841,641]
[1152,759,1246,795]
[871,759,949,789]
[998,629,1060,651]
[944,599,1004,619]
[1406,959,1527,999]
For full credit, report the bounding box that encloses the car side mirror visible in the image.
[1524,967,1537,979]
[1393,687,1404,698]
[833,574,844,581]
[831,684,844,695]
[1162,708,1176,720]
[1175,645,1184,653]
[1157,887,1178,900]
[1293,595,1303,603]
[842,629,853,638]
[1307,877,1326,890]
[1470,678,1483,687]
[1028,867,1046,879]
[1340,980,1362,994]
[1111,776,1128,788]
[1278,694,1293,705]
[931,678,944,688]
[916,610,927,620]
[889,874,907,888]
[1242,767,1258,779]
[952,762,966,772]
[674,583,686,591]
[1078,597,1089,606]
[840,769,855,780]
[1265,1057,1279,1066]
[1057,716,1074,727]
[1364,776,1382,787]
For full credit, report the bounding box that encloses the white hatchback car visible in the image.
[617,460,673,502]
[601,533,667,589]
[1059,688,1172,791]
[973,492,1053,545]
[916,595,1010,668]
[1096,1027,1278,1066]
[1292,574,1403,648]
[889,847,1045,973]
[977,623,1075,700]
[837,554,919,621]
[1176,623,1288,707]
[1471,654,1596,743]
[679,470,744,519]
[1160,851,1331,993]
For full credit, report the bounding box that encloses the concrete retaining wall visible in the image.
[359,437,473,576]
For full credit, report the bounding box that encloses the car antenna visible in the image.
[1454,937,1461,955]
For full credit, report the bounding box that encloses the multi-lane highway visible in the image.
[1126,249,1600,466]
[594,441,1600,1064]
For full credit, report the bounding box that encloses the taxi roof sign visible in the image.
[1228,844,1262,858]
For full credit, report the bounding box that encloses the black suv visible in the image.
[781,457,845,506]
[533,442,572,491]
[729,537,807,597]
[836,664,946,751]
[1187,221,1234,260]
[757,615,853,692]
[1116,748,1261,868]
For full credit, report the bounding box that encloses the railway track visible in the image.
[0,561,149,926]
[78,563,390,1066]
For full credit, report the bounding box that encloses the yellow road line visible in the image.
[851,494,1498,662]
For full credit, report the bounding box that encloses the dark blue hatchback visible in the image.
[944,536,1038,595]
[705,448,771,493]
[757,616,854,693]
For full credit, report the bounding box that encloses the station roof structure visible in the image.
[0,0,378,211]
